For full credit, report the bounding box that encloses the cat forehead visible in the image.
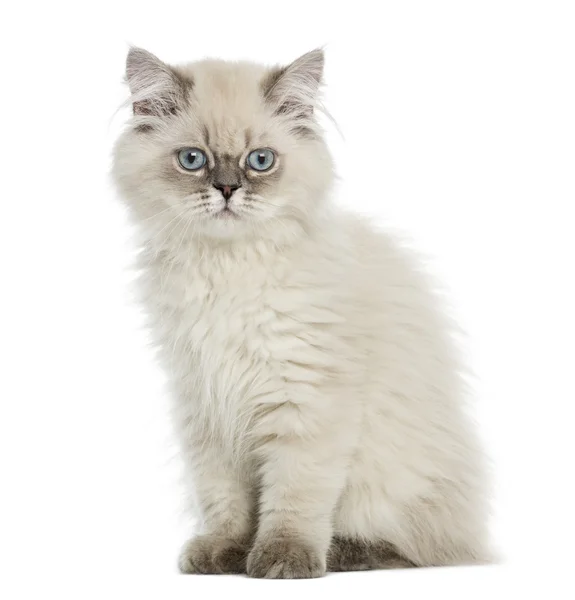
[178,60,269,123]
[175,59,274,153]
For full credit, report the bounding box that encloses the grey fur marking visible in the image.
[213,154,242,188]
[327,536,415,571]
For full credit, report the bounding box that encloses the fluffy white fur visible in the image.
[113,47,490,578]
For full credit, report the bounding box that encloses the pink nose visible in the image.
[214,184,239,201]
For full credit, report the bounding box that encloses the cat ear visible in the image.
[263,49,324,121]
[125,47,187,118]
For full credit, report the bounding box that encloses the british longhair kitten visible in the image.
[112,47,490,578]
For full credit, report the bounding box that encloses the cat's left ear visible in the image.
[262,49,324,121]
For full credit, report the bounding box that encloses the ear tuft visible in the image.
[263,49,324,123]
[125,47,187,119]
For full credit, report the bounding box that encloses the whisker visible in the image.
[162,213,195,288]
[146,207,186,244]
[243,196,285,209]
[139,204,180,223]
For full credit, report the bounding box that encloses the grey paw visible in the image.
[327,536,415,571]
[328,536,372,571]
[179,535,249,574]
[247,537,325,579]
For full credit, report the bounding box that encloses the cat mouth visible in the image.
[214,207,240,220]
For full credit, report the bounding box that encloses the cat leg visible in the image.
[329,479,419,571]
[246,403,353,579]
[333,476,489,569]
[389,489,491,567]
[178,443,254,574]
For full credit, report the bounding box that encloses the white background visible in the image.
[1,1,574,598]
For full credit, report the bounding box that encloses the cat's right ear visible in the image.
[125,47,187,119]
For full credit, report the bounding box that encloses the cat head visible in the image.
[113,47,334,243]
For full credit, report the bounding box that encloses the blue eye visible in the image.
[247,148,275,171]
[177,148,207,171]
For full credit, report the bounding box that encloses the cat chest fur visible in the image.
[150,249,332,453]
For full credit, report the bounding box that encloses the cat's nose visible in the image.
[213,184,240,201]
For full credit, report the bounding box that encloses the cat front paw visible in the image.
[179,535,249,574]
[247,536,325,579]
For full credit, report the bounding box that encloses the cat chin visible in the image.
[197,216,257,241]
[195,213,303,244]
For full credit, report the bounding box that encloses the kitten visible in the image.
[112,47,490,578]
